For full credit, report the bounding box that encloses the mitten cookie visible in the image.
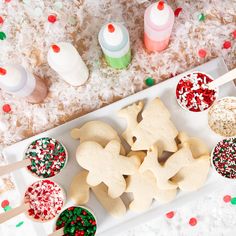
[140,146,194,189]
[71,120,126,155]
[76,140,139,198]
[92,183,126,218]
[172,132,210,191]
[118,101,144,146]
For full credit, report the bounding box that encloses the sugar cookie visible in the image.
[69,170,90,205]
[71,120,126,155]
[76,140,139,198]
[140,146,194,189]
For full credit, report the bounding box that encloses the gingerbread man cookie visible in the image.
[76,140,139,198]
[125,153,176,212]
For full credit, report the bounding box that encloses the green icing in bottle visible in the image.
[104,50,131,69]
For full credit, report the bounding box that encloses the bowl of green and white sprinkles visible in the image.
[24,137,68,178]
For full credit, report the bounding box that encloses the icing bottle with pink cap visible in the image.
[0,65,48,104]
[144,1,174,52]
[98,22,131,69]
[47,42,89,86]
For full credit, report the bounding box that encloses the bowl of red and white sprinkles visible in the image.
[25,137,68,178]
[24,180,66,222]
[176,71,219,112]
[211,137,236,180]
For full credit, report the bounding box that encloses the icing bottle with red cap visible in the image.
[98,22,131,69]
[0,65,48,104]
[47,42,89,86]
[144,1,174,52]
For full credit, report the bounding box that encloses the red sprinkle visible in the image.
[52,44,60,53]
[198,49,207,58]
[174,8,182,17]
[0,16,4,25]
[189,217,197,226]
[223,41,231,49]
[2,104,11,113]
[1,200,10,208]
[108,23,115,33]
[157,1,165,10]
[232,30,236,39]
[223,195,232,203]
[0,67,6,75]
[166,211,175,219]
[5,0,11,3]
[48,14,57,23]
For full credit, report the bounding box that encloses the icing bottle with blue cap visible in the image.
[98,23,131,69]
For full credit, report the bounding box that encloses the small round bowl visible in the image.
[24,180,66,222]
[24,137,68,179]
[176,71,219,112]
[210,137,236,181]
[208,96,236,137]
[54,205,97,235]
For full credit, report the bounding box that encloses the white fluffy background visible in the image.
[0,0,235,235]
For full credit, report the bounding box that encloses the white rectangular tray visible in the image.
[2,57,236,236]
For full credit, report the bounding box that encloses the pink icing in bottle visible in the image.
[144,1,174,52]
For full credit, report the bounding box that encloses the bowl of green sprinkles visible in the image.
[24,137,68,178]
[55,206,97,236]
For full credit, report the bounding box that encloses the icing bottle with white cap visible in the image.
[47,42,89,86]
[144,1,174,52]
[0,65,48,104]
[98,22,131,69]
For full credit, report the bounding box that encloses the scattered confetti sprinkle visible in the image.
[0,67,6,75]
[54,1,63,10]
[1,199,10,208]
[4,205,12,211]
[48,14,57,23]
[189,217,198,226]
[198,49,207,58]
[198,13,206,21]
[231,197,236,205]
[145,77,155,86]
[223,195,232,203]
[0,16,4,25]
[223,41,231,49]
[68,16,77,26]
[174,8,182,17]
[166,211,175,219]
[232,30,236,39]
[16,221,24,227]
[0,31,6,40]
[212,137,236,179]
[2,104,11,113]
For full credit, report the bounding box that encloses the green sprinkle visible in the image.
[230,197,236,205]
[0,31,6,40]
[4,205,12,211]
[16,221,24,227]
[198,13,205,21]
[145,77,155,86]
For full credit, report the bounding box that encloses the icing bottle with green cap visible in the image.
[98,22,131,69]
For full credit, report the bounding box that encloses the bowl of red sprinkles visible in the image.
[25,137,68,178]
[176,71,218,112]
[211,137,236,180]
[55,206,97,236]
[24,180,66,222]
